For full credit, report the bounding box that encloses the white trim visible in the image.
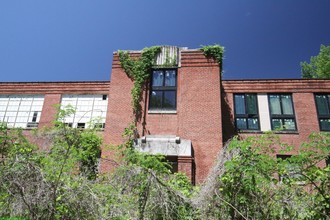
[258,94,271,131]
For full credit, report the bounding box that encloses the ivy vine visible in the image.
[200,44,225,65]
[118,46,161,120]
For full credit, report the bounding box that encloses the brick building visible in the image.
[0,46,329,184]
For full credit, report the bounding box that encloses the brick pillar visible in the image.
[38,94,62,128]
[178,156,195,184]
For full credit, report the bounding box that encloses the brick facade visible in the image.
[222,79,330,168]
[0,48,329,184]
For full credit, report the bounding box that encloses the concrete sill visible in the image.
[274,131,299,135]
[148,110,177,114]
[238,130,263,134]
[238,130,299,135]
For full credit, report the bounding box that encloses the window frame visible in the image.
[149,69,177,112]
[60,94,108,129]
[268,93,297,131]
[277,154,302,183]
[234,93,260,131]
[0,95,44,129]
[314,93,330,131]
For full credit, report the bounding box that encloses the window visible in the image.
[64,123,73,128]
[234,94,259,130]
[0,95,44,129]
[277,155,303,183]
[77,123,85,129]
[315,94,330,131]
[268,94,296,131]
[165,156,178,173]
[61,94,108,129]
[94,123,105,130]
[149,69,177,111]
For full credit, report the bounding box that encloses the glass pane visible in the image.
[236,118,247,130]
[150,91,163,109]
[164,70,176,86]
[320,119,330,131]
[235,95,245,114]
[152,71,164,86]
[283,119,296,130]
[272,119,283,130]
[163,91,176,109]
[248,118,259,130]
[269,95,281,115]
[281,95,293,115]
[316,95,329,115]
[246,94,257,114]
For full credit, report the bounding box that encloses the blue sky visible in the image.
[0,0,329,82]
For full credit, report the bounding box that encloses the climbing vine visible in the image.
[118,46,162,119]
[201,44,224,65]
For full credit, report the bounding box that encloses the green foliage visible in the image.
[162,46,177,67]
[301,44,330,78]
[118,46,161,118]
[200,44,225,65]
[207,132,330,219]
[120,124,171,175]
[0,122,38,164]
[3,100,329,219]
[169,172,194,197]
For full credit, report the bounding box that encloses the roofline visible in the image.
[113,46,197,54]
[0,80,110,84]
[222,78,330,82]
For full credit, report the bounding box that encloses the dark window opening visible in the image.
[64,123,73,128]
[234,94,259,130]
[102,95,108,100]
[165,156,178,173]
[268,94,296,131]
[149,69,177,111]
[77,123,85,129]
[26,122,38,128]
[94,123,105,130]
[315,94,330,131]
[277,155,301,182]
[32,112,38,122]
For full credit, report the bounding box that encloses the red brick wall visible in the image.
[39,94,62,128]
[178,51,222,183]
[105,50,223,183]
[222,80,330,167]
[0,81,110,159]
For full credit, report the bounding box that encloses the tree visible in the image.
[301,44,330,78]
[195,132,330,219]
[1,106,329,219]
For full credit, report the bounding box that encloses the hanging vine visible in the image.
[118,46,161,120]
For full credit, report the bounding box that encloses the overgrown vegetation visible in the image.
[201,44,225,64]
[1,45,329,219]
[118,45,225,118]
[198,133,330,219]
[1,114,329,219]
[118,46,161,119]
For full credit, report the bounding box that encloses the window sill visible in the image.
[23,127,38,130]
[273,130,299,135]
[237,130,299,135]
[148,110,177,114]
[238,130,263,134]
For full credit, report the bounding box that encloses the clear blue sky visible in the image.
[0,0,329,82]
